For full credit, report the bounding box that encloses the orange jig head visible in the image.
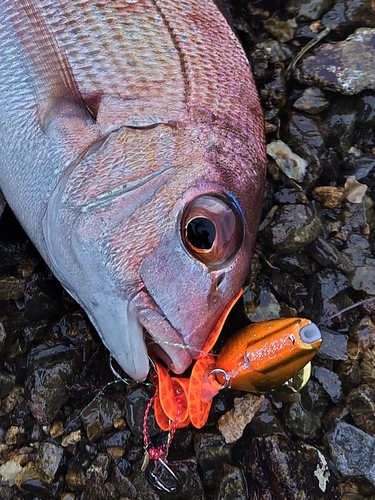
[215,318,322,392]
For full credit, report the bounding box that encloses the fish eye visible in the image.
[181,194,244,268]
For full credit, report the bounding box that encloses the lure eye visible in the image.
[181,194,244,268]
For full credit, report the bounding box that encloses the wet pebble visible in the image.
[123,386,159,438]
[25,343,77,424]
[263,14,296,43]
[361,349,375,385]
[336,356,362,395]
[259,204,322,252]
[244,434,335,499]
[326,421,375,487]
[318,327,348,361]
[23,274,59,321]
[14,462,58,499]
[283,400,322,439]
[312,186,345,209]
[306,268,349,324]
[213,464,246,500]
[194,433,232,492]
[301,379,330,419]
[243,286,284,322]
[349,258,375,295]
[0,277,25,301]
[80,397,123,442]
[111,458,135,498]
[307,236,353,273]
[356,92,375,128]
[349,316,375,351]
[286,0,334,21]
[322,0,375,35]
[37,441,64,483]
[293,86,331,114]
[296,28,375,95]
[347,384,375,436]
[281,112,327,186]
[260,62,287,110]
[313,366,344,403]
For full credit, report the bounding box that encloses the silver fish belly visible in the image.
[0,0,266,380]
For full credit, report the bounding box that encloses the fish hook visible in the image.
[145,456,183,494]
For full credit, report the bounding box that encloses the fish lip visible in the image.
[131,289,193,374]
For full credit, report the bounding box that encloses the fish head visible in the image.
[43,116,266,380]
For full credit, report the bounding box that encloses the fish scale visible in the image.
[0,0,266,380]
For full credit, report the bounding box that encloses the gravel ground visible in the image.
[0,1,375,499]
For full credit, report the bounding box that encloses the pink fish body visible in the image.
[0,1,266,380]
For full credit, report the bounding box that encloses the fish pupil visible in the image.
[187,217,216,250]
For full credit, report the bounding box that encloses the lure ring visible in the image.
[209,368,231,390]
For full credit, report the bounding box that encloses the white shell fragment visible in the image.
[267,140,308,182]
[344,176,368,203]
[0,461,23,486]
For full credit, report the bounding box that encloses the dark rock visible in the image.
[81,397,123,441]
[293,87,331,114]
[259,204,322,252]
[305,268,349,324]
[244,434,335,499]
[301,380,330,418]
[281,112,327,186]
[112,458,136,497]
[313,366,344,403]
[295,28,375,95]
[361,349,375,385]
[349,316,375,351]
[342,233,371,267]
[318,327,348,361]
[286,0,334,21]
[0,372,16,399]
[25,343,77,424]
[24,274,59,321]
[322,0,375,36]
[273,187,309,205]
[37,441,64,483]
[249,398,286,437]
[356,92,375,128]
[336,358,362,395]
[85,453,111,487]
[350,258,375,295]
[326,421,375,487]
[326,97,357,156]
[260,62,287,109]
[0,276,25,301]
[213,464,247,500]
[270,271,308,311]
[194,433,232,492]
[283,401,321,439]
[124,386,159,438]
[347,384,375,436]
[273,252,320,276]
[243,285,283,322]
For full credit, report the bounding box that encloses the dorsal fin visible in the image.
[7,0,93,132]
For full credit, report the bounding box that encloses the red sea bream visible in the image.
[0,1,266,380]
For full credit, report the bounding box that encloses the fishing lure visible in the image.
[145,315,322,432]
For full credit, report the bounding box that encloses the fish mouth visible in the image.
[132,290,193,375]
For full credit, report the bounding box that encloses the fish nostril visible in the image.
[216,273,225,289]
